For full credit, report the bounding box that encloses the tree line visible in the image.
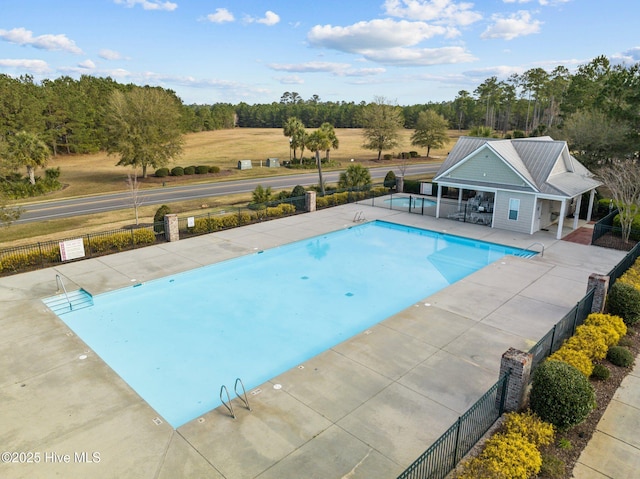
[0,54,638,168]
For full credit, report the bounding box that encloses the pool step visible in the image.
[43,289,94,315]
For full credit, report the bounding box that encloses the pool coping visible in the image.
[0,201,627,478]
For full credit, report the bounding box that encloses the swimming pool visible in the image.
[51,221,532,428]
[384,196,436,209]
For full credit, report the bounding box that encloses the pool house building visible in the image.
[433,136,601,239]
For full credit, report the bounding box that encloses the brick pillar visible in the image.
[497,348,533,412]
[396,176,404,193]
[588,273,610,313]
[305,191,316,212]
[164,214,179,242]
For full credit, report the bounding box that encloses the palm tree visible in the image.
[319,122,339,161]
[306,129,331,195]
[338,164,372,190]
[6,131,50,185]
[283,117,305,161]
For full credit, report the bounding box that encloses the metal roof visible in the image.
[435,136,601,198]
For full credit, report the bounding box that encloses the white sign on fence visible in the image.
[59,238,86,261]
[187,217,195,228]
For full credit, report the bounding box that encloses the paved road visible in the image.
[15,163,442,224]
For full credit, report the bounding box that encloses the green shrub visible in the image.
[613,213,640,241]
[403,179,420,194]
[409,151,419,158]
[183,166,196,175]
[607,346,634,367]
[513,129,525,138]
[195,165,209,174]
[383,154,392,160]
[383,170,396,189]
[155,168,170,178]
[153,205,171,233]
[171,166,184,176]
[290,185,307,211]
[608,281,640,325]
[617,257,640,291]
[591,363,611,380]
[208,166,220,174]
[529,360,595,430]
[540,453,566,479]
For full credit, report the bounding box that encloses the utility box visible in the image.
[266,158,280,168]
[238,160,252,170]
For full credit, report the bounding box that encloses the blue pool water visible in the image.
[384,196,436,208]
[55,221,531,427]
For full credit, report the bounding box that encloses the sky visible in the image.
[1,0,639,106]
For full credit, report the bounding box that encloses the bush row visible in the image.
[456,411,554,479]
[0,228,157,274]
[548,313,627,377]
[155,165,221,177]
[315,187,387,208]
[185,204,297,235]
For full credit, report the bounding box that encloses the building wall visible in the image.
[443,148,533,190]
[493,191,536,234]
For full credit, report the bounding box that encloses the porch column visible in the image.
[457,189,463,210]
[435,184,442,218]
[586,189,596,222]
[573,195,582,230]
[556,199,567,239]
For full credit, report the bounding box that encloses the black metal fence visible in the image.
[397,373,509,479]
[591,208,640,249]
[0,225,162,276]
[607,240,640,288]
[528,288,596,370]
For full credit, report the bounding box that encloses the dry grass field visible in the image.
[3,128,463,245]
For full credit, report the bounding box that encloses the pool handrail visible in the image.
[219,384,235,419]
[522,242,544,257]
[234,378,252,412]
[55,274,73,311]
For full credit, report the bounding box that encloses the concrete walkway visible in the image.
[0,202,627,479]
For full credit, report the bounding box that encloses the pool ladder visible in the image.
[219,378,252,419]
[522,242,545,258]
[353,211,366,223]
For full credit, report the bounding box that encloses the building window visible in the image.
[508,198,520,220]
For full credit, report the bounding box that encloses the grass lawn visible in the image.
[2,128,463,246]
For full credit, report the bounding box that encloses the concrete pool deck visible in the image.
[0,202,628,478]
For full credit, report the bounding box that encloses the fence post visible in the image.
[497,348,533,412]
[164,214,179,242]
[130,228,135,248]
[587,274,610,313]
[38,242,45,268]
[305,191,316,212]
[452,416,463,467]
[548,324,557,356]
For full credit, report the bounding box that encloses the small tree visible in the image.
[597,162,640,243]
[153,204,171,233]
[383,170,396,190]
[410,110,449,158]
[361,96,404,161]
[252,184,272,205]
[126,172,143,225]
[283,117,305,161]
[339,164,372,190]
[5,131,50,185]
[306,129,331,195]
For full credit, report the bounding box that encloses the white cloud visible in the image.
[383,0,482,27]
[206,8,234,23]
[245,10,280,26]
[99,49,122,60]
[268,61,386,77]
[504,0,571,4]
[78,59,96,69]
[0,27,82,54]
[114,0,177,11]
[0,58,50,74]
[362,46,477,66]
[308,19,447,52]
[277,75,304,85]
[481,11,542,40]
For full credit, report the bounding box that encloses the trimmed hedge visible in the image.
[195,165,209,174]
[529,360,595,430]
[607,346,634,367]
[171,166,184,176]
[155,168,170,177]
[608,281,640,325]
[183,166,196,175]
